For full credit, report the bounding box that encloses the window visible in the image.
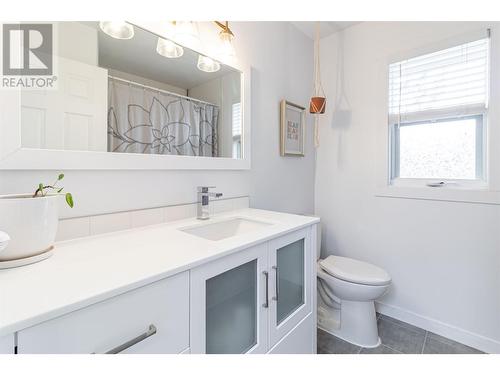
[388,35,490,186]
[232,102,242,158]
[392,115,484,180]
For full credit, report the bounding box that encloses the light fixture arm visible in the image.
[214,21,234,36]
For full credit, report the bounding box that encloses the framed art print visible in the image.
[280,100,305,156]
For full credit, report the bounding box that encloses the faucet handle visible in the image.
[197,186,216,193]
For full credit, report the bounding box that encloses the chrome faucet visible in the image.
[197,186,223,220]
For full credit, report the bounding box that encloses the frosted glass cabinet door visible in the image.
[276,239,304,324]
[205,260,257,353]
[269,228,312,347]
[190,243,269,354]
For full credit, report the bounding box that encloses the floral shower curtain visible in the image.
[107,78,219,157]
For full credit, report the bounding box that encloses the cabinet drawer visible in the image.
[18,272,189,354]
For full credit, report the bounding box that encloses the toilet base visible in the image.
[318,299,381,348]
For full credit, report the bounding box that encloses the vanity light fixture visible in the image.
[99,21,135,40]
[197,55,221,73]
[156,38,184,58]
[214,21,236,60]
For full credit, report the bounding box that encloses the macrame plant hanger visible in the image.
[310,21,326,148]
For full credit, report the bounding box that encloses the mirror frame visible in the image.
[0,22,251,170]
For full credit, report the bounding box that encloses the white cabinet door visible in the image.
[17,272,189,354]
[268,228,313,347]
[190,243,269,354]
[0,334,14,354]
[21,57,107,151]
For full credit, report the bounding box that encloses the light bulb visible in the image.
[156,38,184,58]
[174,21,201,51]
[197,55,220,73]
[99,21,134,40]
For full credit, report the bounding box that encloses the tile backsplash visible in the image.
[56,196,250,242]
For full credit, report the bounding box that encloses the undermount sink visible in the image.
[180,217,273,241]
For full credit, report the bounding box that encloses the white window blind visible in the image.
[232,102,242,136]
[389,37,490,122]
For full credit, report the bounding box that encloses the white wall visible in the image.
[315,22,500,353]
[0,22,315,218]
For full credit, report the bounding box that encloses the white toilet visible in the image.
[316,233,391,347]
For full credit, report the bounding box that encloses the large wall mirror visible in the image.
[0,21,250,170]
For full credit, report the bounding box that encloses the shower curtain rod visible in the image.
[108,75,218,107]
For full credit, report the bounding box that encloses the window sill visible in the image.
[375,185,500,205]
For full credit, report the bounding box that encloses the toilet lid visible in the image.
[319,256,391,286]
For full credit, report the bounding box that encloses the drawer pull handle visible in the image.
[272,265,279,301]
[263,271,269,308]
[105,324,157,354]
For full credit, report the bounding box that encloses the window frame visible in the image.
[375,26,500,205]
[386,32,491,191]
[389,112,487,189]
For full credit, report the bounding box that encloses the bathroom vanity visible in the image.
[0,22,318,353]
[0,209,318,354]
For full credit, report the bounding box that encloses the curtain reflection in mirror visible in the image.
[107,77,219,157]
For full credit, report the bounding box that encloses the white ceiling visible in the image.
[291,22,360,39]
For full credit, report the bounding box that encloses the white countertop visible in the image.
[0,208,318,336]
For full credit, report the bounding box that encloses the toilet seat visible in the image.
[319,256,391,286]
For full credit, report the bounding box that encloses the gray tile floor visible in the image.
[318,314,484,354]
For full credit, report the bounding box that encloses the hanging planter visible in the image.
[309,96,326,114]
[310,22,326,147]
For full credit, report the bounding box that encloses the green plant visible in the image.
[32,173,74,208]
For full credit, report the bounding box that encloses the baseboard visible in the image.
[375,301,500,354]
